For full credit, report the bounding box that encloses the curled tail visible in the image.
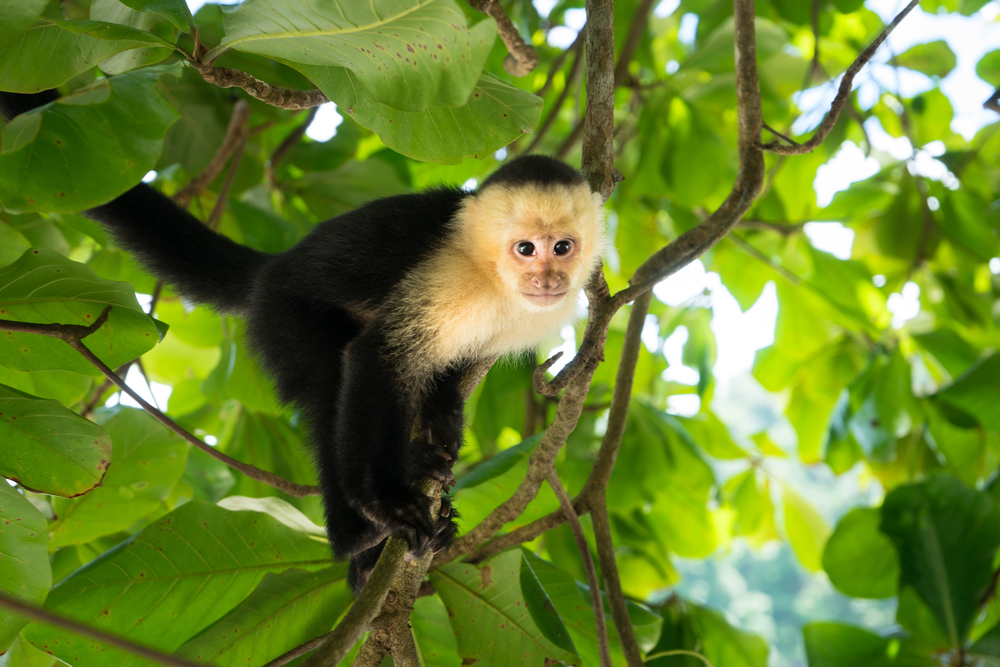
[1,90,268,313]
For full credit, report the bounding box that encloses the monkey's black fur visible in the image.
[1,90,577,592]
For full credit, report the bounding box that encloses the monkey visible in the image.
[0,89,607,592]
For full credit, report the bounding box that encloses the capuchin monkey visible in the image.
[0,90,607,592]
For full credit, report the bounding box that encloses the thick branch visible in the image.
[581,0,617,199]
[0,592,203,667]
[174,100,252,208]
[759,0,920,155]
[467,0,539,76]
[196,64,329,110]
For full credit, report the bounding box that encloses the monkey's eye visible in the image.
[516,242,536,256]
[553,240,572,256]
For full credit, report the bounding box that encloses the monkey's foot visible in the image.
[430,497,459,554]
[360,489,437,555]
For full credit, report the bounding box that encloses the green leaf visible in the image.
[689,604,768,667]
[411,594,461,667]
[0,65,181,214]
[0,635,60,667]
[822,507,900,599]
[802,622,933,667]
[894,40,957,78]
[0,248,161,375]
[880,474,1000,646]
[937,354,1000,430]
[976,49,1000,87]
[782,484,831,572]
[0,483,51,652]
[48,408,187,548]
[214,0,495,112]
[91,0,180,76]
[519,553,576,655]
[174,566,351,666]
[117,0,193,32]
[22,500,332,667]
[0,384,111,497]
[970,622,1000,661]
[286,159,411,221]
[430,550,579,667]
[295,67,542,163]
[0,0,47,51]
[0,20,173,91]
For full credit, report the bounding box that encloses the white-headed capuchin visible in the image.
[0,90,607,592]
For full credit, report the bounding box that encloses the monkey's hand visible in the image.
[410,433,457,488]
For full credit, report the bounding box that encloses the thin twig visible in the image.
[761,120,798,147]
[536,27,587,98]
[173,100,252,208]
[759,0,920,155]
[0,592,205,667]
[645,650,717,666]
[546,470,612,667]
[810,0,822,82]
[196,64,329,110]
[985,88,1000,114]
[525,39,586,154]
[267,107,319,187]
[261,632,333,667]
[591,497,642,667]
[207,138,246,231]
[613,0,657,87]
[0,308,319,497]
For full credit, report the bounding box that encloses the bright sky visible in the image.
[125,1,998,415]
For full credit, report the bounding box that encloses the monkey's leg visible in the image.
[335,328,438,554]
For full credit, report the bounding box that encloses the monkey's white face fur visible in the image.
[390,180,606,375]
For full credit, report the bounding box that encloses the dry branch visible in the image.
[173,100,252,208]
[758,0,920,155]
[196,64,329,110]
[468,0,540,76]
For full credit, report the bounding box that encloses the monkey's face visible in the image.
[510,234,578,307]
[464,182,606,311]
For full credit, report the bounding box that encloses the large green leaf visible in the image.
[91,0,180,75]
[294,67,541,163]
[977,49,1000,86]
[894,40,957,78]
[688,604,768,667]
[0,384,110,497]
[117,0,193,32]
[822,507,899,599]
[22,500,332,667]
[0,248,161,375]
[213,0,496,112]
[782,484,831,572]
[0,483,51,653]
[430,550,579,666]
[0,0,47,51]
[0,20,173,92]
[48,408,188,548]
[0,64,181,214]
[411,594,462,667]
[937,354,1000,431]
[880,474,1000,646]
[802,622,933,667]
[0,635,60,667]
[174,566,351,666]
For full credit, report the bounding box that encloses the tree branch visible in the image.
[260,632,334,667]
[547,471,612,667]
[0,309,319,498]
[173,100,252,208]
[581,0,618,199]
[759,0,920,155]
[0,592,204,667]
[536,26,587,98]
[206,135,246,231]
[613,0,657,87]
[591,497,643,667]
[467,0,539,76]
[195,64,329,110]
[985,87,1000,114]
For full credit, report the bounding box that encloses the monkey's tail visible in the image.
[1,90,268,313]
[87,188,269,313]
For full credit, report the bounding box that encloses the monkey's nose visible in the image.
[531,274,560,290]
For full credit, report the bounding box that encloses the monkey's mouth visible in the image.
[521,292,567,306]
